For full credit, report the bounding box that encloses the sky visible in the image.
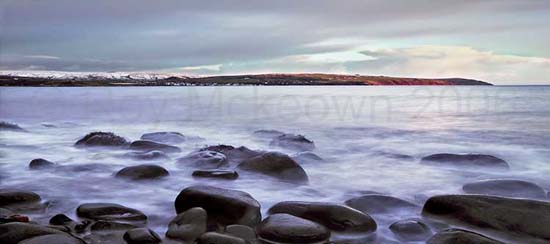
[1,0,549,84]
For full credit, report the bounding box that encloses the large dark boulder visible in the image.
[166,207,207,242]
[19,234,85,244]
[75,132,129,147]
[420,153,509,170]
[0,189,41,208]
[0,121,26,132]
[389,218,432,242]
[270,134,315,151]
[192,170,239,180]
[90,221,137,232]
[175,185,261,227]
[427,228,504,244]
[123,228,161,244]
[176,150,228,169]
[29,158,56,169]
[0,222,65,244]
[76,203,147,222]
[199,145,262,164]
[257,214,330,243]
[462,179,546,199]
[345,194,419,214]
[115,164,169,180]
[268,201,376,234]
[129,140,181,153]
[422,194,550,242]
[140,132,186,144]
[123,151,169,161]
[237,152,308,183]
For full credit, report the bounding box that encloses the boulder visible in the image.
[427,228,504,244]
[29,158,56,169]
[115,164,169,180]
[225,225,256,242]
[422,194,550,242]
[19,234,84,244]
[75,132,129,147]
[237,152,308,183]
[257,214,330,244]
[90,221,137,232]
[268,201,376,233]
[462,179,546,199]
[177,150,228,169]
[174,185,261,227]
[129,140,181,153]
[123,228,161,244]
[123,151,169,161]
[270,134,315,151]
[192,170,239,180]
[0,121,26,132]
[0,222,64,244]
[0,189,41,208]
[198,232,247,244]
[420,153,509,170]
[389,218,432,241]
[199,145,262,164]
[345,194,419,214]
[293,151,323,163]
[140,132,186,144]
[76,203,147,222]
[166,207,207,242]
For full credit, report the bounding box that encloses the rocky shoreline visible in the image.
[1,122,549,244]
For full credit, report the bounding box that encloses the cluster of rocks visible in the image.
[4,125,550,243]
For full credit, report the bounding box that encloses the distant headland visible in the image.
[0,72,492,86]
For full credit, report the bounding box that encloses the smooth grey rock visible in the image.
[345,194,419,214]
[270,134,315,151]
[257,214,330,244]
[123,228,161,244]
[75,132,129,147]
[19,234,84,244]
[166,207,207,242]
[462,179,546,199]
[0,189,41,208]
[115,164,169,180]
[427,228,504,244]
[29,158,56,169]
[268,201,376,234]
[389,218,432,241]
[199,232,247,244]
[0,222,64,244]
[124,151,169,161]
[177,150,228,169]
[175,185,261,227]
[192,170,239,180]
[199,145,262,165]
[129,140,181,153]
[420,153,509,170]
[225,224,256,242]
[141,132,186,144]
[237,152,308,183]
[76,203,147,222]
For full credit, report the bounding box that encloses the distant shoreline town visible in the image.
[0,72,492,86]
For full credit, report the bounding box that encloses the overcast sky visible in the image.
[1,0,549,84]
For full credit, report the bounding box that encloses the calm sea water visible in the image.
[1,86,550,241]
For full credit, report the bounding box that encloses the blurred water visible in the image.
[1,86,550,241]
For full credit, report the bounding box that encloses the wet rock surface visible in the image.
[177,150,228,169]
[225,224,256,242]
[140,132,187,144]
[199,232,247,244]
[421,153,509,170]
[90,221,137,232]
[0,189,41,208]
[237,152,309,183]
[166,207,207,242]
[389,218,432,241]
[174,185,261,227]
[19,234,85,244]
[427,228,504,244]
[462,179,546,199]
[200,145,262,165]
[257,213,330,244]
[0,121,26,132]
[422,194,550,242]
[123,228,161,244]
[268,201,376,233]
[270,134,315,151]
[76,203,147,222]
[0,222,65,244]
[123,151,169,161]
[129,140,181,153]
[75,132,129,147]
[345,194,419,214]
[28,158,56,169]
[115,164,169,180]
[192,170,239,180]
